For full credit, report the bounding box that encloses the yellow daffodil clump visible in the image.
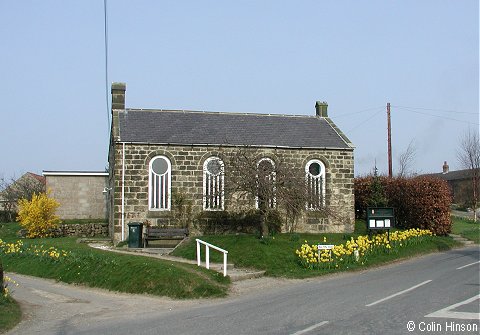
[296,228,433,269]
[2,275,19,298]
[0,239,69,262]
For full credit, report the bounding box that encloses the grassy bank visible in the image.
[0,218,464,298]
[172,220,459,278]
[0,223,229,299]
[1,255,21,334]
[0,295,21,334]
[452,216,480,243]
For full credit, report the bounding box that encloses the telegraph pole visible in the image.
[387,102,392,178]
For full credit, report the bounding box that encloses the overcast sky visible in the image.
[1,0,478,179]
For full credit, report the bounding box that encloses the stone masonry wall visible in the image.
[54,223,109,237]
[18,223,109,238]
[110,143,354,243]
[46,175,108,220]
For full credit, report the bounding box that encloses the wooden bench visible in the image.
[143,227,188,248]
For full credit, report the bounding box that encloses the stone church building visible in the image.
[108,83,354,243]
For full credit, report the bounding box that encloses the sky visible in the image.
[1,0,478,180]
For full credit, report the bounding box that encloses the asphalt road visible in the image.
[451,209,480,220]
[7,246,480,335]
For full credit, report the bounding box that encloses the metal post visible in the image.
[387,103,392,178]
[196,240,201,266]
[195,239,228,276]
[206,246,210,269]
[223,253,227,277]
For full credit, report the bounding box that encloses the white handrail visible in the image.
[196,239,228,277]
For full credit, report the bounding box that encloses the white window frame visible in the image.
[305,159,326,210]
[255,157,277,209]
[203,156,225,211]
[148,156,172,210]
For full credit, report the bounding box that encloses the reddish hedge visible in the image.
[355,176,452,235]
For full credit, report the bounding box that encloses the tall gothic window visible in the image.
[256,158,276,209]
[305,159,326,210]
[203,157,224,210]
[149,156,171,210]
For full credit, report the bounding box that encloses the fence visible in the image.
[196,239,228,277]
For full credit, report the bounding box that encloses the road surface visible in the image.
[7,246,480,335]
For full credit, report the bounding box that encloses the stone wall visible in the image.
[56,223,109,237]
[46,174,108,220]
[109,143,354,243]
[18,223,109,238]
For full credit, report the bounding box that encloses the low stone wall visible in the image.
[54,223,109,237]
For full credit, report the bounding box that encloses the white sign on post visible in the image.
[317,244,334,261]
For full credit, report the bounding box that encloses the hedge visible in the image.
[355,176,452,235]
[194,209,283,235]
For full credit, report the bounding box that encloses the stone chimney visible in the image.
[111,82,126,110]
[315,101,328,117]
[442,161,449,174]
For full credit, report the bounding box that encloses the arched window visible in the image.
[305,159,326,210]
[149,156,171,210]
[256,158,276,209]
[203,156,224,210]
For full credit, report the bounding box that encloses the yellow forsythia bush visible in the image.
[17,192,60,238]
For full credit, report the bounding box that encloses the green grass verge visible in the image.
[1,218,465,298]
[452,216,480,244]
[0,295,22,334]
[172,220,460,278]
[0,223,20,240]
[1,223,229,299]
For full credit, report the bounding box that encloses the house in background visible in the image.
[108,82,355,243]
[19,172,46,188]
[0,172,46,196]
[43,171,108,220]
[427,161,480,206]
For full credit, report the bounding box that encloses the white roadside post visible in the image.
[196,240,201,266]
[206,246,210,269]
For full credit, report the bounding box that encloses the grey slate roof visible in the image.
[425,168,479,181]
[117,109,353,149]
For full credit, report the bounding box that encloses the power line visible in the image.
[104,0,110,136]
[393,105,478,115]
[398,107,479,125]
[335,106,385,118]
[347,109,385,133]
[341,103,478,135]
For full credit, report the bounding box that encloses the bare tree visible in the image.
[397,140,417,178]
[0,174,46,222]
[0,177,15,222]
[224,149,309,235]
[457,129,480,222]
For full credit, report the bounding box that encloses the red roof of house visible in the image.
[26,172,46,185]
